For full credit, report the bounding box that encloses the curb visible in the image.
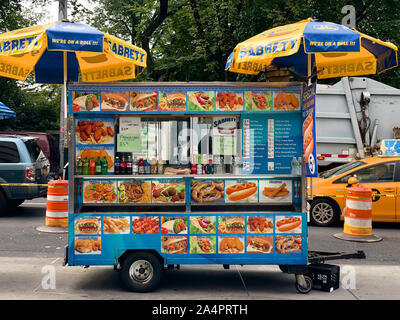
[36,226,68,234]
[333,232,382,243]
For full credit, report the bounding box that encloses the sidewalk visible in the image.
[0,257,399,300]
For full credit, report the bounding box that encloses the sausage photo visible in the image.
[226,182,257,202]
[276,216,302,232]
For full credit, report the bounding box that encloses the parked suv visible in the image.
[0,135,49,214]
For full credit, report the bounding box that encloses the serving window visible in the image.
[117,115,242,168]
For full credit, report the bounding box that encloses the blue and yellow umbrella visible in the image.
[226,18,398,79]
[0,102,16,120]
[0,20,147,84]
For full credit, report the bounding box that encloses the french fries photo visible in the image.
[103,216,130,234]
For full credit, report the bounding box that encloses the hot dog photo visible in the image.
[303,112,314,163]
[276,216,302,233]
[259,180,292,203]
[101,91,129,111]
[225,180,258,203]
[247,236,273,253]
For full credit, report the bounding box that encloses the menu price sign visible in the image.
[117,133,141,153]
[242,113,301,174]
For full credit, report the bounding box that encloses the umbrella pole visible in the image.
[59,51,68,176]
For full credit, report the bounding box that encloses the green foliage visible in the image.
[80,0,400,87]
[0,0,61,132]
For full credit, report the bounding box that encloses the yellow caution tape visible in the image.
[0,183,49,187]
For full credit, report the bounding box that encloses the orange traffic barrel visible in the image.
[45,178,68,228]
[343,185,372,237]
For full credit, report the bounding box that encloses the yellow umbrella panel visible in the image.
[226,18,397,79]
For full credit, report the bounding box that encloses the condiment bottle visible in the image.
[89,157,96,175]
[95,156,102,175]
[197,159,203,175]
[144,159,151,175]
[138,158,145,175]
[76,157,83,175]
[208,159,214,174]
[151,158,157,174]
[132,157,138,175]
[191,163,197,174]
[101,156,108,175]
[157,158,164,174]
[82,157,89,175]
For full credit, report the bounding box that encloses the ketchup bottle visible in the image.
[138,158,145,175]
[89,157,96,175]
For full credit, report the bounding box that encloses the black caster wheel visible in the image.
[295,275,313,294]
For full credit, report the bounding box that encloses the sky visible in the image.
[22,0,91,24]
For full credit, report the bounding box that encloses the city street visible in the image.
[0,198,399,300]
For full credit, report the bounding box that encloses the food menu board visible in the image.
[68,84,302,114]
[71,212,306,260]
[242,113,302,175]
[75,115,115,175]
[81,177,300,205]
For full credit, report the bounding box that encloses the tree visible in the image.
[78,0,399,87]
[0,0,61,132]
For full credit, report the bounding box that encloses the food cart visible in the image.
[65,81,318,293]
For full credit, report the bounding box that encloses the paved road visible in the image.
[0,198,399,300]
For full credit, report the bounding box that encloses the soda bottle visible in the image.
[82,157,89,175]
[157,158,164,175]
[95,156,102,175]
[138,158,145,175]
[208,159,214,175]
[144,159,151,175]
[126,154,133,175]
[101,156,108,175]
[114,155,120,175]
[191,163,197,175]
[89,157,96,175]
[132,157,138,175]
[120,154,127,174]
[76,157,83,175]
[151,158,157,174]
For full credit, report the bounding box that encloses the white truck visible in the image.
[315,77,400,171]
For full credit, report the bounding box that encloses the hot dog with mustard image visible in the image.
[225,182,258,202]
[303,113,314,163]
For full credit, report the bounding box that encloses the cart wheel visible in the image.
[278,265,288,273]
[119,251,163,292]
[295,275,313,294]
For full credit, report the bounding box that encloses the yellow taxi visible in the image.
[308,156,400,226]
